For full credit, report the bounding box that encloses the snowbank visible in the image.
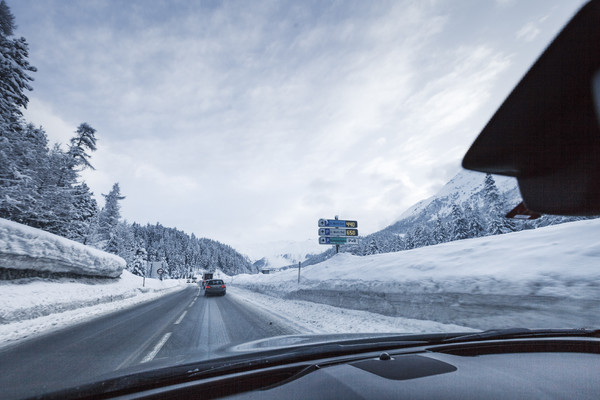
[0,270,185,347]
[228,287,476,335]
[232,219,600,329]
[0,218,125,278]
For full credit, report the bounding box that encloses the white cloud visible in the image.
[9,0,585,251]
[21,99,77,147]
[516,21,542,42]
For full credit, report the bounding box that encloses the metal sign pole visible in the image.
[334,216,339,254]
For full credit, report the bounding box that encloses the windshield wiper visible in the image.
[441,328,600,343]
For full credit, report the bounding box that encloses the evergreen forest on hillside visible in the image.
[0,1,255,277]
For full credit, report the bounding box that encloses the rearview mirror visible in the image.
[462,0,600,216]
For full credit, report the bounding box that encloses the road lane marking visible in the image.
[141,332,172,364]
[174,310,187,325]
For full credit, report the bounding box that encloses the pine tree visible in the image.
[403,230,416,249]
[68,123,97,170]
[409,225,433,248]
[464,203,485,238]
[482,174,515,235]
[131,240,147,277]
[0,1,36,126]
[365,238,379,255]
[95,183,125,252]
[0,124,49,224]
[68,182,98,242]
[432,216,448,244]
[450,204,470,240]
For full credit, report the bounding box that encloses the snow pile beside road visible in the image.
[0,270,185,347]
[228,287,476,335]
[0,218,125,278]
[232,219,600,329]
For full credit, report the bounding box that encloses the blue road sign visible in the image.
[318,228,359,237]
[318,218,358,228]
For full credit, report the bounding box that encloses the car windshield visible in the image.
[0,0,597,398]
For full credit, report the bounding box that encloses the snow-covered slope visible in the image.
[0,218,125,278]
[244,238,322,270]
[391,169,519,232]
[233,218,600,329]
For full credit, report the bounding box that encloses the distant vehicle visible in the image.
[186,279,190,283]
[201,272,214,289]
[204,279,226,297]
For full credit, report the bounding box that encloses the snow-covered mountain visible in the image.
[243,239,322,270]
[385,169,521,234]
[299,169,592,266]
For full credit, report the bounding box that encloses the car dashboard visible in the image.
[104,337,600,399]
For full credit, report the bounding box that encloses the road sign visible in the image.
[319,237,359,245]
[318,218,358,228]
[156,268,164,275]
[318,228,359,237]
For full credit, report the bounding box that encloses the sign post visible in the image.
[318,216,359,253]
[298,262,301,284]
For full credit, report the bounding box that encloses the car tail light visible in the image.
[221,285,225,288]
[206,286,211,289]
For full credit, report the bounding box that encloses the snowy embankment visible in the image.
[0,271,185,348]
[0,218,124,278]
[228,286,476,335]
[0,218,186,348]
[232,219,600,330]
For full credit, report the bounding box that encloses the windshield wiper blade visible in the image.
[441,328,600,343]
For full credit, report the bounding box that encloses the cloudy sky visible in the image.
[9,0,586,257]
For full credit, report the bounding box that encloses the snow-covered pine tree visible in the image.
[410,225,433,248]
[0,0,39,225]
[68,122,97,170]
[68,182,99,242]
[364,238,379,255]
[0,0,36,127]
[112,220,135,264]
[464,203,485,238]
[95,182,125,252]
[432,215,449,244]
[450,204,470,240]
[482,174,515,235]
[0,124,48,224]
[131,239,148,277]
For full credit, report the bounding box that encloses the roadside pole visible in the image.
[335,215,339,254]
[297,262,301,284]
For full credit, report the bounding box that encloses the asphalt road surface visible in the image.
[0,286,295,399]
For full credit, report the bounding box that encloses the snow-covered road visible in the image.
[0,271,185,348]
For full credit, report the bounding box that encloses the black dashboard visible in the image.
[112,338,600,399]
